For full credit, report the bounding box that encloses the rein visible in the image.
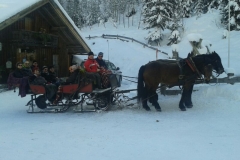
[122,75,138,79]
[123,77,138,83]
[122,75,138,83]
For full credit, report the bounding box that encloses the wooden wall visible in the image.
[0,11,71,83]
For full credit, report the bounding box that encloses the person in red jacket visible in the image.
[84,52,102,89]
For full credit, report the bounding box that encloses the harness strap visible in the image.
[177,61,184,79]
[186,59,196,72]
[186,57,202,79]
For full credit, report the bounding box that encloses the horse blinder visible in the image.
[203,64,213,84]
[212,57,224,75]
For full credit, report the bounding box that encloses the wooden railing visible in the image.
[12,30,58,47]
[86,34,169,56]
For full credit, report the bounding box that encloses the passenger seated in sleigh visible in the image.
[30,66,81,105]
[52,65,85,104]
[29,69,58,103]
[7,62,33,97]
[84,51,112,89]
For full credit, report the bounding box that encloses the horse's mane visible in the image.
[189,51,221,61]
[151,51,221,65]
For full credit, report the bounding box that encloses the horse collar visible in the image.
[186,57,202,79]
[186,58,195,72]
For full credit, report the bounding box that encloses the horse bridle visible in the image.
[205,56,222,78]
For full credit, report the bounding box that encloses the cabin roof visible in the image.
[0,0,91,53]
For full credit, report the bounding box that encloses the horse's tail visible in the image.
[137,65,145,102]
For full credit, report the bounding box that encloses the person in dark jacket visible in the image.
[29,69,47,85]
[13,62,30,78]
[31,60,39,72]
[30,69,57,102]
[52,65,80,104]
[48,65,58,83]
[65,65,79,84]
[22,61,33,76]
[41,66,51,83]
[95,52,108,69]
[95,52,112,88]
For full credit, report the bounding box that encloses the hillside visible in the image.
[80,9,240,78]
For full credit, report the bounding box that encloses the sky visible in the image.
[1,1,240,160]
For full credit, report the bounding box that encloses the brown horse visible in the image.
[137,51,224,111]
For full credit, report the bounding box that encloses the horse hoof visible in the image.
[155,108,161,112]
[185,102,193,108]
[180,108,186,111]
[186,105,193,108]
[185,104,193,108]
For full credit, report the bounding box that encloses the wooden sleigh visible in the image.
[26,82,94,113]
[7,72,119,113]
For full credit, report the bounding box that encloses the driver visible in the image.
[84,51,102,89]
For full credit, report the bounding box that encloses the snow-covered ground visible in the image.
[1,8,240,160]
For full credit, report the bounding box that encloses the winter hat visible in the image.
[98,52,103,56]
[42,66,48,70]
[88,51,94,56]
[16,62,22,67]
[71,65,77,71]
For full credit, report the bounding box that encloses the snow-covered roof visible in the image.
[0,0,90,52]
[0,0,40,24]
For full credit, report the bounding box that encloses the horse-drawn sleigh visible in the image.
[8,52,224,113]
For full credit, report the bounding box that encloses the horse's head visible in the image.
[208,51,224,75]
[203,64,213,83]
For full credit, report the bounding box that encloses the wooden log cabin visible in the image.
[0,0,91,83]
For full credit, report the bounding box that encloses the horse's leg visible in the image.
[179,86,188,111]
[142,87,151,111]
[149,90,161,112]
[137,65,150,111]
[185,84,193,108]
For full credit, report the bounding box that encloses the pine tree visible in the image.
[107,0,119,21]
[193,0,204,18]
[66,0,75,20]
[72,0,81,27]
[100,0,111,20]
[118,0,128,26]
[221,0,240,31]
[202,0,221,13]
[167,0,184,45]
[142,0,177,45]
[182,0,192,18]
[86,0,101,27]
[142,0,176,30]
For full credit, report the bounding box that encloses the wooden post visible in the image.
[172,50,179,60]
[156,49,158,60]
